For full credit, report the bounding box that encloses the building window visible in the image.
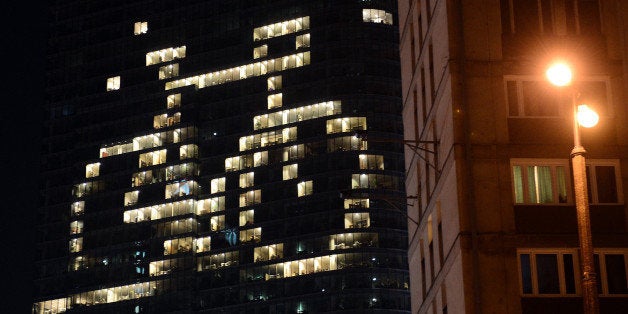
[502,0,601,35]
[106,76,120,91]
[595,250,628,295]
[268,76,282,91]
[297,181,313,197]
[519,249,628,296]
[359,154,384,170]
[586,160,623,204]
[239,209,254,227]
[134,21,148,35]
[267,93,282,109]
[505,77,609,118]
[283,163,298,180]
[253,45,268,59]
[158,63,179,79]
[240,190,261,207]
[240,172,255,188]
[511,159,569,204]
[85,162,100,178]
[326,117,367,134]
[362,9,393,25]
[517,249,578,296]
[295,33,310,49]
[211,177,226,194]
[344,212,370,229]
[167,93,181,109]
[71,201,85,217]
[512,158,622,205]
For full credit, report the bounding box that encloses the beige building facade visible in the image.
[398,0,628,313]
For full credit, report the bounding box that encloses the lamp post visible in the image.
[546,62,600,314]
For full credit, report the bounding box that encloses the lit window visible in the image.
[146,46,186,66]
[239,172,254,188]
[239,190,261,207]
[326,117,366,134]
[179,144,198,159]
[197,197,225,215]
[71,201,85,217]
[167,93,181,109]
[124,190,139,206]
[85,162,100,178]
[295,33,310,49]
[283,144,306,161]
[240,227,262,243]
[138,149,167,168]
[106,76,120,91]
[158,63,179,79]
[134,21,148,35]
[69,237,83,253]
[511,159,569,204]
[70,221,83,234]
[194,236,211,253]
[362,9,393,25]
[344,198,370,209]
[328,135,367,152]
[254,243,283,262]
[297,180,313,197]
[211,177,226,194]
[253,45,268,59]
[283,163,298,180]
[351,174,397,189]
[210,215,225,231]
[239,209,255,227]
[267,76,282,91]
[267,93,282,109]
[198,251,239,271]
[164,180,196,199]
[163,237,193,255]
[344,212,370,229]
[253,16,310,41]
[359,154,384,170]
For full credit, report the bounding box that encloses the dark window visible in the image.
[563,254,576,294]
[521,81,561,116]
[520,254,533,294]
[512,0,540,34]
[536,254,560,294]
[605,254,628,294]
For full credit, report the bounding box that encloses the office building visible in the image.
[34,0,411,313]
[398,0,628,313]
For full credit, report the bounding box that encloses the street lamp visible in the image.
[546,62,600,314]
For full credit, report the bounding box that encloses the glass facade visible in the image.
[36,0,408,313]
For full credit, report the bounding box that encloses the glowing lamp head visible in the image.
[577,105,599,128]
[546,63,573,87]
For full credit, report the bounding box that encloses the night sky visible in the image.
[2,3,45,313]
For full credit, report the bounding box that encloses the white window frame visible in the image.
[586,159,624,205]
[504,75,612,118]
[511,159,571,205]
[517,248,580,296]
[595,249,628,296]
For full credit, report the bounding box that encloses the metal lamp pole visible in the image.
[569,90,600,314]
[547,62,599,314]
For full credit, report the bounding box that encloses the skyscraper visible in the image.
[34,1,410,313]
[398,1,628,313]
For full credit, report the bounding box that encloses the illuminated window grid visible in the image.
[164,52,310,91]
[33,280,163,313]
[253,100,341,131]
[253,16,310,41]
